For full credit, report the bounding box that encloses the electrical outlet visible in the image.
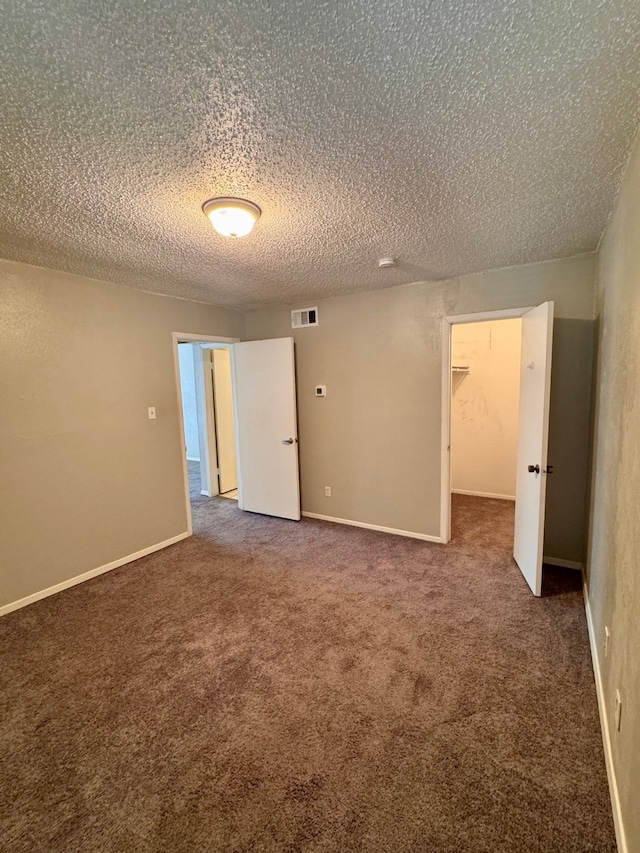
[604,626,610,659]
[614,690,622,731]
[324,486,331,497]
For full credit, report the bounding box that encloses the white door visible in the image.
[232,337,300,520]
[513,301,554,596]
[211,348,238,494]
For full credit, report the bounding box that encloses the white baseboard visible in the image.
[451,489,515,501]
[543,555,583,571]
[301,512,441,543]
[186,456,200,462]
[583,582,627,853]
[0,531,191,618]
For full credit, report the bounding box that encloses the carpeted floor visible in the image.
[0,494,615,852]
[188,459,206,500]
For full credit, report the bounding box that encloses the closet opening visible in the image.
[449,317,522,546]
[441,302,555,596]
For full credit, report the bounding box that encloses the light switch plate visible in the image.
[147,407,156,419]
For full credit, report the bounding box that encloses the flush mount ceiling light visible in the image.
[202,197,261,238]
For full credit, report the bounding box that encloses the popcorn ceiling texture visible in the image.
[1,0,639,309]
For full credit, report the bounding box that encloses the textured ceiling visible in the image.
[1,0,639,310]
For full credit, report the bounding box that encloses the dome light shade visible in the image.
[202,197,261,238]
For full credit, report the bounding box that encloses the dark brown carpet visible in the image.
[0,494,615,852]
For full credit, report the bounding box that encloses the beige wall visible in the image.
[451,319,522,499]
[587,128,640,851]
[0,260,244,610]
[246,253,596,558]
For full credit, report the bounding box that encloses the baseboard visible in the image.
[543,555,583,571]
[301,512,441,543]
[451,489,515,501]
[583,582,628,853]
[0,531,191,618]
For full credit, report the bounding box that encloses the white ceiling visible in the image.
[1,0,639,310]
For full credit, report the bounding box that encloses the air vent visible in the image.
[291,307,318,329]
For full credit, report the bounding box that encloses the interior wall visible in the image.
[0,259,244,611]
[587,127,640,851]
[246,253,596,559]
[178,344,200,461]
[451,318,522,500]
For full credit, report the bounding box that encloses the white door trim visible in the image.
[440,307,534,543]
[175,333,239,345]
[172,333,240,535]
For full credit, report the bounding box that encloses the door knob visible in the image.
[528,464,540,474]
[282,437,294,445]
[544,465,554,474]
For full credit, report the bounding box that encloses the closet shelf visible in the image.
[452,365,470,374]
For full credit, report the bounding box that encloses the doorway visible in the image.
[449,317,523,547]
[173,333,302,533]
[173,333,239,533]
[441,303,555,596]
[203,345,239,500]
[177,341,239,503]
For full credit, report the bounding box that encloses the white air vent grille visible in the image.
[291,307,318,329]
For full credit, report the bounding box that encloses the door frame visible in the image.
[172,333,240,534]
[440,307,533,544]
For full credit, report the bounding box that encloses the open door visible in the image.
[232,337,300,521]
[513,301,554,596]
[211,348,238,494]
